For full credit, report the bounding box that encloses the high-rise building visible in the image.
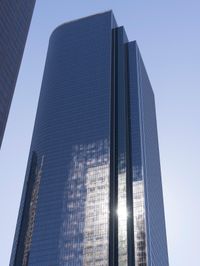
[0,0,36,148]
[10,11,169,266]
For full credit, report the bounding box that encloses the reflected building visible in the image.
[10,11,169,266]
[0,0,36,148]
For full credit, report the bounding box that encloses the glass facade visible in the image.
[128,41,169,265]
[0,0,36,148]
[10,11,169,266]
[59,140,110,265]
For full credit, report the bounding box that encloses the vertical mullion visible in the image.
[125,44,135,266]
[109,28,118,266]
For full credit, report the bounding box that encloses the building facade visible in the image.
[10,11,169,266]
[0,0,36,147]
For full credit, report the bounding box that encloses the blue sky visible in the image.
[0,1,200,265]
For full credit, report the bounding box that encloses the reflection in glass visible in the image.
[133,167,147,266]
[118,155,128,266]
[22,156,44,266]
[59,139,109,265]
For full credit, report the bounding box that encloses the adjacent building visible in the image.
[0,0,36,147]
[10,11,169,266]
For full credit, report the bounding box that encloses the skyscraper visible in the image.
[0,0,36,148]
[10,11,169,266]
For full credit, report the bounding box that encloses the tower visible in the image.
[0,0,36,147]
[10,11,168,266]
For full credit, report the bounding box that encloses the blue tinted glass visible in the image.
[10,11,169,266]
[0,0,36,148]
[11,12,113,266]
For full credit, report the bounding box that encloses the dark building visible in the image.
[0,0,36,148]
[10,11,169,266]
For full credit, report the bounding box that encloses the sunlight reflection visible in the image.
[117,204,128,219]
[59,139,109,265]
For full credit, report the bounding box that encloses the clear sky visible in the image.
[0,0,200,265]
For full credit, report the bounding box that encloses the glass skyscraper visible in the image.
[0,0,36,148]
[10,11,169,266]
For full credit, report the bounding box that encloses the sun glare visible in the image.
[117,205,128,220]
